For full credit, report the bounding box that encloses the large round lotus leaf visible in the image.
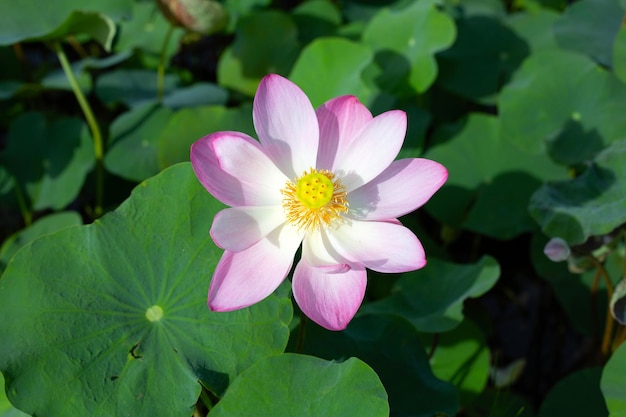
[529,140,626,245]
[601,342,626,416]
[437,15,529,102]
[293,315,459,417]
[289,37,374,108]
[0,0,129,46]
[217,11,300,96]
[362,256,499,333]
[0,112,94,211]
[0,163,292,417]
[537,368,608,417]
[362,0,455,95]
[0,211,82,272]
[499,50,626,156]
[552,0,623,67]
[210,354,389,417]
[424,113,565,239]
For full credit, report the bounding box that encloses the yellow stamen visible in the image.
[281,168,348,231]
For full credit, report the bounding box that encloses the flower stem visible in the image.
[53,42,104,217]
[157,24,176,103]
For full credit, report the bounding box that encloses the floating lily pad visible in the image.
[210,354,389,417]
[0,163,292,417]
[362,0,456,95]
[362,256,500,333]
[293,315,459,417]
[289,37,374,107]
[613,25,626,84]
[529,139,626,245]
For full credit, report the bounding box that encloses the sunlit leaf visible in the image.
[217,10,300,96]
[0,163,291,417]
[362,0,455,94]
[289,37,374,107]
[210,354,389,417]
[601,342,626,417]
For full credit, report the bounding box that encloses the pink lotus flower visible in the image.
[190,74,447,331]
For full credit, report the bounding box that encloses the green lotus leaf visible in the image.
[210,354,389,417]
[362,0,456,95]
[537,368,608,417]
[0,163,291,417]
[529,140,626,244]
[0,112,94,211]
[362,256,500,333]
[552,0,623,67]
[499,50,626,156]
[425,113,565,239]
[217,10,300,96]
[289,37,374,107]
[0,211,82,272]
[292,315,459,417]
[0,0,129,47]
[601,342,626,416]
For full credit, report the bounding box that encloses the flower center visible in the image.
[281,168,348,231]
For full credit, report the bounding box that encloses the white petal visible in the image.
[302,229,344,267]
[191,131,288,206]
[211,206,286,252]
[327,220,426,273]
[348,158,448,220]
